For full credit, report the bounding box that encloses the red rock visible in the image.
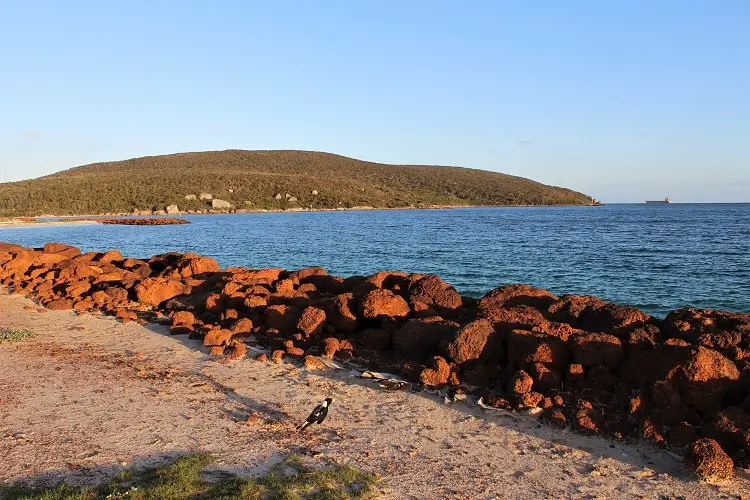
[297,306,326,336]
[45,298,74,310]
[571,332,623,367]
[274,278,296,296]
[304,355,327,370]
[668,421,699,448]
[288,267,327,281]
[203,328,233,346]
[672,346,740,416]
[65,281,91,298]
[479,284,558,314]
[407,275,463,317]
[271,350,285,363]
[244,295,267,310]
[643,417,665,444]
[231,317,254,335]
[360,289,410,320]
[255,352,269,362]
[297,283,317,294]
[303,274,344,294]
[508,370,533,394]
[392,317,459,362]
[328,293,358,332]
[264,304,300,333]
[210,345,225,355]
[220,308,239,323]
[180,256,220,277]
[664,308,749,356]
[115,309,138,323]
[99,249,124,263]
[366,271,409,290]
[419,356,451,386]
[651,380,682,408]
[73,297,94,312]
[34,253,70,266]
[104,286,129,303]
[545,409,567,428]
[359,328,392,351]
[226,340,247,360]
[530,363,563,390]
[684,438,734,482]
[567,363,585,383]
[507,329,569,368]
[447,319,500,365]
[321,337,340,359]
[204,293,224,313]
[549,295,651,335]
[517,391,543,408]
[43,242,81,259]
[1,250,36,277]
[171,310,196,327]
[705,407,750,455]
[286,345,305,356]
[135,278,186,306]
[574,408,601,434]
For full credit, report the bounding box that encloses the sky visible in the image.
[1,1,748,202]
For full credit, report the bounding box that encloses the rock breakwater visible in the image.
[1,241,748,481]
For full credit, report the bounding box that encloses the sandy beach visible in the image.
[1,289,748,498]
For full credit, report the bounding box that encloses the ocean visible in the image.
[2,204,749,316]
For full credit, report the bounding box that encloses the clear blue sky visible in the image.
[1,1,748,202]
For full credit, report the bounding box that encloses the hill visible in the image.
[0,150,592,216]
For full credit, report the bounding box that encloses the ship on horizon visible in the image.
[645,197,671,204]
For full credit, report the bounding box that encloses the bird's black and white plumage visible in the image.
[297,398,333,432]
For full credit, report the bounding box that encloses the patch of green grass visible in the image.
[1,453,379,500]
[0,329,34,343]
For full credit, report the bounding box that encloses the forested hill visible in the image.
[0,150,593,216]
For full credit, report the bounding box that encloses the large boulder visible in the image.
[264,305,300,333]
[135,278,186,306]
[43,242,81,259]
[671,346,741,416]
[704,407,750,457]
[419,356,451,386]
[1,250,37,277]
[360,289,410,320]
[392,317,459,362]
[507,329,569,368]
[328,293,358,332]
[447,319,500,365]
[549,295,651,336]
[211,199,231,209]
[571,332,623,367]
[663,308,750,357]
[479,284,558,312]
[358,328,392,351]
[297,306,326,336]
[684,438,734,482]
[407,275,463,317]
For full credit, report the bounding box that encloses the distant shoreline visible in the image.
[1,202,603,227]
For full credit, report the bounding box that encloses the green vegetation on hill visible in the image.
[0,150,592,216]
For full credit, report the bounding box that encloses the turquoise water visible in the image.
[2,204,749,316]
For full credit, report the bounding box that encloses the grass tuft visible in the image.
[1,452,378,499]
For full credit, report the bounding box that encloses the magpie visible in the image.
[297,398,333,432]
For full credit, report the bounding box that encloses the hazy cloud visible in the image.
[20,130,44,139]
[517,140,533,146]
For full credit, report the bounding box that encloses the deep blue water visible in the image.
[2,204,749,316]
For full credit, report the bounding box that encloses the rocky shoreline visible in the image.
[1,241,748,482]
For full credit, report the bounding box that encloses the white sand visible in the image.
[1,289,748,498]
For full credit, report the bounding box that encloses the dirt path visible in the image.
[1,290,748,498]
